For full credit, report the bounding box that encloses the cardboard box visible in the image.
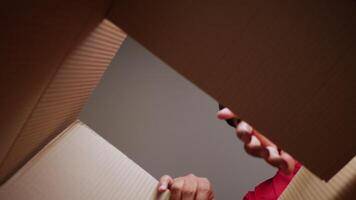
[0,121,170,200]
[1,0,355,199]
[108,0,356,180]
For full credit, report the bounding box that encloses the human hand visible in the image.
[217,107,296,174]
[157,174,214,200]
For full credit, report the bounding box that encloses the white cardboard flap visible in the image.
[0,121,169,200]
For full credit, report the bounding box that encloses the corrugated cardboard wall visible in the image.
[0,0,112,183]
[0,0,110,167]
[280,156,356,200]
[0,121,169,200]
[0,17,126,184]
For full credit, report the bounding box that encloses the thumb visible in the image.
[158,175,173,192]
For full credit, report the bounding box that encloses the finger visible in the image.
[279,151,296,175]
[217,108,237,120]
[243,124,297,173]
[196,178,212,200]
[158,175,173,192]
[265,146,287,169]
[236,121,253,143]
[249,133,295,173]
[182,177,198,200]
[244,135,269,158]
[238,122,269,159]
[252,129,276,148]
[170,178,184,200]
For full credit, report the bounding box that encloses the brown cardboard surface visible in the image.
[0,2,126,183]
[280,156,356,200]
[108,0,356,180]
[0,121,170,200]
[0,0,109,165]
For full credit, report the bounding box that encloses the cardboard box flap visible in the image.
[0,0,126,183]
[108,0,356,180]
[280,156,356,199]
[0,121,170,200]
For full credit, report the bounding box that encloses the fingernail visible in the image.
[159,184,167,191]
[266,146,280,159]
[237,121,252,134]
[236,121,253,143]
[248,135,261,147]
[217,108,233,119]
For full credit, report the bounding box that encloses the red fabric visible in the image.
[243,163,302,200]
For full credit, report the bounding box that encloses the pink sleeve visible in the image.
[243,163,302,200]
